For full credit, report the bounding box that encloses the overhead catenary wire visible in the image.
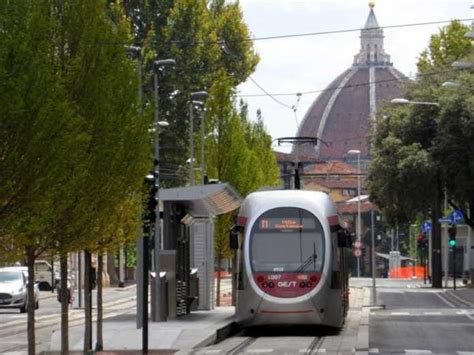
[239,67,465,99]
[249,19,473,42]
[96,18,473,46]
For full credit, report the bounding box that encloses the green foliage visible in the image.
[205,71,279,259]
[369,20,474,227]
[417,21,472,73]
[0,0,149,261]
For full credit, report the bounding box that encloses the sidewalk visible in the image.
[48,307,234,354]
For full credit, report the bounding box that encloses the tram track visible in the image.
[304,335,325,354]
[226,336,257,354]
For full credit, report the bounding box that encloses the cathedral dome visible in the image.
[296,3,405,160]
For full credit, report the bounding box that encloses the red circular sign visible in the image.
[353,249,362,257]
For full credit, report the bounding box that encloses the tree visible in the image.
[368,21,472,288]
[205,71,279,304]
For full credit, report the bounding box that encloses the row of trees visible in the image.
[0,0,279,353]
[368,20,473,287]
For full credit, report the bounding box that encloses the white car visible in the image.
[34,260,60,291]
[0,268,39,312]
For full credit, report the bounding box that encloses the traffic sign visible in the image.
[422,221,432,233]
[449,210,463,224]
[353,249,362,257]
[438,217,451,224]
[354,240,362,248]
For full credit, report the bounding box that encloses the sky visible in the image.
[236,0,473,152]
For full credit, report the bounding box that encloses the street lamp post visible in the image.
[391,97,443,288]
[188,91,209,185]
[347,149,361,278]
[152,59,175,324]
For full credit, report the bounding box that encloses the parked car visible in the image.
[0,268,39,312]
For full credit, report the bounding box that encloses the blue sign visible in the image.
[422,220,432,233]
[449,210,463,224]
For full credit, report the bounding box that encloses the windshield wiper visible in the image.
[296,243,317,272]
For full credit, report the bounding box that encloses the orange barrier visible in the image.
[389,266,426,279]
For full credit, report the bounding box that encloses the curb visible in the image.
[355,287,371,354]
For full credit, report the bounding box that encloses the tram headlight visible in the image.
[257,276,264,283]
[262,282,268,288]
[268,282,275,288]
[310,275,318,283]
[306,282,312,288]
[299,281,306,288]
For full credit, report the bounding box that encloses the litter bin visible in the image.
[150,271,168,321]
[188,268,199,312]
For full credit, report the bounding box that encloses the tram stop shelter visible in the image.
[157,183,241,318]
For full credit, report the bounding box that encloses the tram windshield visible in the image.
[250,207,325,273]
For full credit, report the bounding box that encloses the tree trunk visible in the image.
[84,250,92,351]
[26,246,36,355]
[216,254,221,306]
[60,252,69,353]
[96,253,104,351]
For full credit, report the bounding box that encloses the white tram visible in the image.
[230,190,352,328]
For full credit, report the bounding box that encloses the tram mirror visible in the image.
[229,228,239,250]
[337,229,352,248]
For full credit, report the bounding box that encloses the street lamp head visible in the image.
[391,98,410,105]
[347,149,361,155]
[391,98,439,107]
[452,60,474,70]
[190,91,209,101]
[154,59,176,71]
[442,81,461,88]
[125,45,141,58]
[157,121,169,128]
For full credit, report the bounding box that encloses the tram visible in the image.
[230,189,352,328]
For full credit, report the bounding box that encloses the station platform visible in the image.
[48,307,234,354]
[47,287,370,354]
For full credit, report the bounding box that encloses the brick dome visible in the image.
[296,4,405,160]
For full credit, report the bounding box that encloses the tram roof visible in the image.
[159,183,242,218]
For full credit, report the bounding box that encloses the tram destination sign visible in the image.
[258,218,316,230]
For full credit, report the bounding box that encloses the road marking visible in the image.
[457,352,474,355]
[456,310,474,321]
[246,349,273,353]
[448,291,474,307]
[434,292,456,308]
[422,312,442,315]
[299,350,326,354]
[391,312,410,315]
[405,350,432,353]
[201,350,221,353]
[369,349,379,353]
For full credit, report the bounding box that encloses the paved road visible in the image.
[0,286,136,354]
[370,281,474,354]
